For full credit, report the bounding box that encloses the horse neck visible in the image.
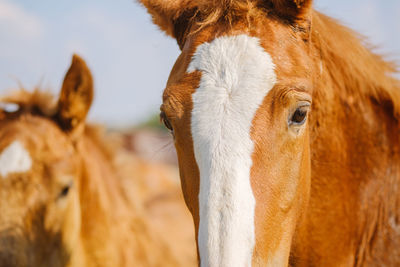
[310,10,400,195]
[306,70,400,265]
[74,130,178,266]
[77,133,131,216]
[73,132,136,265]
[311,11,400,209]
[294,14,400,265]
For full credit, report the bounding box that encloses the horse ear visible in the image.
[267,0,313,23]
[138,0,197,49]
[57,54,93,133]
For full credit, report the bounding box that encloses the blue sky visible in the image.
[0,0,399,126]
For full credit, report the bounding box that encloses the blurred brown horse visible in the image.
[139,0,400,266]
[0,55,196,267]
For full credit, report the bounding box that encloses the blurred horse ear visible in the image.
[138,0,197,49]
[267,0,313,23]
[57,54,93,133]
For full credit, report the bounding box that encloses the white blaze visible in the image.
[188,34,277,266]
[0,141,32,177]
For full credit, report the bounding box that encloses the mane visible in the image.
[0,89,120,158]
[84,124,122,161]
[311,12,400,118]
[0,89,58,117]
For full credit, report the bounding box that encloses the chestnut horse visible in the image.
[0,55,196,267]
[139,0,400,266]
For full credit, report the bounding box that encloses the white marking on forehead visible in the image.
[0,141,32,178]
[188,34,276,266]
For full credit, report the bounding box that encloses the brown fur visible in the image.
[140,0,400,266]
[0,56,196,267]
[138,0,313,48]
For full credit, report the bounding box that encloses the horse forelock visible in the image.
[0,89,58,118]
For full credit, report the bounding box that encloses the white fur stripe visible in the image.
[0,141,32,177]
[188,34,276,266]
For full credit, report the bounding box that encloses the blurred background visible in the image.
[0,0,399,129]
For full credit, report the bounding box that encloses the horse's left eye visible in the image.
[59,183,72,198]
[160,111,173,133]
[290,106,308,125]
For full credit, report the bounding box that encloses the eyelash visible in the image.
[160,111,173,133]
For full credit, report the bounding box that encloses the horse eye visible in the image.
[160,111,173,133]
[290,107,308,125]
[59,185,71,198]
